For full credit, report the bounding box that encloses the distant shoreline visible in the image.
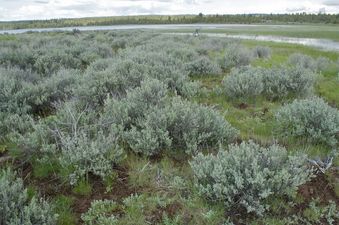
[1,13,338,30]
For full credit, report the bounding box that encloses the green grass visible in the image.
[125,154,157,189]
[53,195,77,225]
[26,185,38,200]
[194,91,278,142]
[245,40,339,107]
[192,39,339,159]
[0,144,6,154]
[32,159,60,179]
[316,76,339,106]
[244,40,339,61]
[72,180,92,196]
[0,34,17,41]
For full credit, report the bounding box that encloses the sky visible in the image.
[0,0,338,21]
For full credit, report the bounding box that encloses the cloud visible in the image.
[0,0,338,21]
[286,6,307,12]
[323,0,339,6]
[57,2,99,12]
[34,0,49,3]
[123,0,167,1]
[113,5,169,14]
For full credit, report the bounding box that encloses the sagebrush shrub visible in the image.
[0,45,36,71]
[85,58,115,73]
[0,67,31,114]
[0,33,114,76]
[288,53,330,73]
[58,129,124,185]
[78,47,199,106]
[138,35,199,63]
[76,59,146,106]
[102,79,170,156]
[0,68,33,138]
[288,53,317,72]
[315,57,331,72]
[0,169,58,225]
[275,97,339,146]
[50,101,123,184]
[81,200,118,225]
[190,141,311,216]
[221,65,315,100]
[0,113,32,141]
[186,56,222,76]
[125,97,238,155]
[12,100,124,185]
[222,66,263,99]
[25,69,80,115]
[103,79,238,156]
[125,49,199,97]
[262,66,315,99]
[253,46,271,59]
[220,44,253,69]
[163,98,238,154]
[0,67,81,139]
[196,37,231,54]
[302,200,339,225]
[101,79,168,131]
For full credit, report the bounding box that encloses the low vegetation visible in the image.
[0,169,58,225]
[275,97,339,146]
[191,141,311,216]
[0,30,338,225]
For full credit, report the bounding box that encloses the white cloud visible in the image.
[0,0,338,21]
[323,0,339,6]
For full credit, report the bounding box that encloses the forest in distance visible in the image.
[1,13,339,30]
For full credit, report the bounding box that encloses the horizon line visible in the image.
[1,12,338,23]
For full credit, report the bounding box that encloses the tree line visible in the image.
[1,13,339,30]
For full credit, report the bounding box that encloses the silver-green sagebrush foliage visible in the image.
[81,200,118,225]
[77,59,146,106]
[275,97,339,146]
[300,200,339,225]
[186,56,222,76]
[103,79,238,156]
[221,65,315,100]
[253,46,271,59]
[288,53,330,73]
[262,66,315,99]
[0,169,58,225]
[47,101,123,184]
[161,97,238,154]
[2,30,338,224]
[219,44,253,69]
[0,67,80,139]
[124,49,199,97]
[101,79,168,133]
[12,101,124,185]
[222,66,264,99]
[125,97,238,155]
[190,141,311,216]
